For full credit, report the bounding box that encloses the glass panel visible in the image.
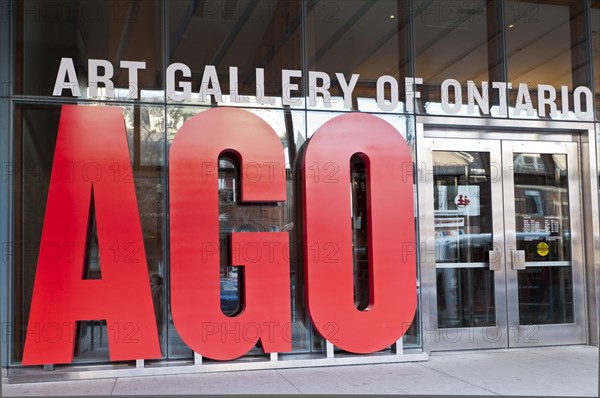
[413,0,502,116]
[513,153,570,262]
[350,155,369,310]
[12,105,58,363]
[167,0,301,106]
[218,158,243,316]
[513,152,574,324]
[517,267,574,325]
[505,0,589,118]
[15,0,164,101]
[436,268,496,328]
[432,151,495,328]
[403,310,420,346]
[306,0,410,112]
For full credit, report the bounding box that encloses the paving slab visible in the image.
[1,378,117,396]
[277,362,494,395]
[420,346,598,396]
[527,345,599,368]
[111,369,300,395]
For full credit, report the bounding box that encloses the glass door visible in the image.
[423,139,508,350]
[502,141,586,347]
[421,138,586,351]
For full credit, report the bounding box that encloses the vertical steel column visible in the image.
[0,0,12,370]
[161,0,171,360]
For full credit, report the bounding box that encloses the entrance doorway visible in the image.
[420,137,586,350]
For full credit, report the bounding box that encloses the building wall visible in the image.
[1,0,599,372]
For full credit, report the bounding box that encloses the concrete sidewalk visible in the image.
[2,346,598,396]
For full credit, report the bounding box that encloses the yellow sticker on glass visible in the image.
[537,242,549,257]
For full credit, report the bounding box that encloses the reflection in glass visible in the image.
[402,309,420,346]
[433,151,495,328]
[74,321,109,361]
[513,153,574,324]
[350,155,369,310]
[306,1,410,111]
[16,0,164,100]
[167,0,301,103]
[436,268,495,328]
[517,268,574,325]
[218,157,245,316]
[505,0,589,117]
[13,105,59,363]
[413,0,502,114]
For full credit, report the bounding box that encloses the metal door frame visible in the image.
[416,116,600,353]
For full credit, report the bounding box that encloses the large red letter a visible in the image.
[22,105,161,365]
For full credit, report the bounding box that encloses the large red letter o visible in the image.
[302,113,416,353]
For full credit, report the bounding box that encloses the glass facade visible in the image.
[1,0,600,374]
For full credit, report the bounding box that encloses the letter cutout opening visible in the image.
[302,113,416,353]
[22,105,161,365]
[169,107,290,360]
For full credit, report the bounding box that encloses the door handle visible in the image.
[511,250,526,270]
[488,249,502,271]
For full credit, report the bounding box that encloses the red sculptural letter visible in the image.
[22,105,161,365]
[302,113,417,353]
[169,107,290,360]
